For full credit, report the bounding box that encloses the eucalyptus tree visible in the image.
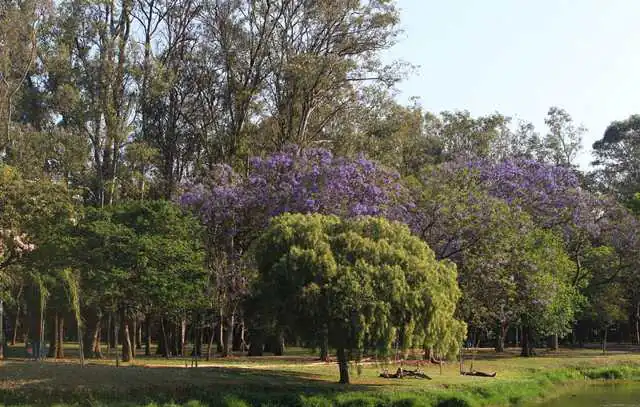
[0,0,44,149]
[46,0,136,205]
[592,115,640,201]
[543,107,584,168]
[134,0,203,198]
[262,0,402,150]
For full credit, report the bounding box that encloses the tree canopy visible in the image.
[250,213,465,383]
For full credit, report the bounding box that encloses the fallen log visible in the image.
[379,367,431,379]
[461,370,496,377]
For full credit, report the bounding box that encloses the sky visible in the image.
[384,0,640,169]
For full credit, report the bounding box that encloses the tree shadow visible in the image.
[0,360,379,406]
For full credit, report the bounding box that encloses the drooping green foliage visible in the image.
[251,213,466,383]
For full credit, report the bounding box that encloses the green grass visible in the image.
[3,345,640,406]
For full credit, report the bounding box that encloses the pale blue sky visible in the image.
[385,0,640,169]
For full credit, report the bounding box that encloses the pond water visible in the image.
[533,382,640,406]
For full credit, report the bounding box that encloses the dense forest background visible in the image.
[2,0,640,371]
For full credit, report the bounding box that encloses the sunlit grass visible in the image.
[3,344,640,406]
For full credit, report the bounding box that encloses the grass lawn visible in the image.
[2,344,640,406]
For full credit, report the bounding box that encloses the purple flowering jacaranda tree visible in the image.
[180,145,412,356]
[181,145,411,253]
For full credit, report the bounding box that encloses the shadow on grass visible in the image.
[0,360,379,406]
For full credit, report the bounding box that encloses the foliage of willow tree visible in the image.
[251,213,466,383]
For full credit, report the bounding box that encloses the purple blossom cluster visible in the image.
[468,159,582,227]
[463,158,637,255]
[180,146,410,252]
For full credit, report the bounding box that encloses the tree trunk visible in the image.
[319,325,330,361]
[11,301,20,346]
[145,316,152,356]
[520,325,535,357]
[11,315,19,346]
[273,330,285,356]
[0,299,3,360]
[108,314,115,350]
[131,318,137,351]
[114,313,120,367]
[548,334,559,351]
[602,327,608,355]
[56,316,64,359]
[77,315,85,367]
[136,320,142,350]
[635,303,640,345]
[217,320,224,353]
[239,320,247,352]
[337,348,350,384]
[170,322,179,356]
[495,322,508,353]
[83,312,102,359]
[158,317,169,358]
[92,325,102,358]
[181,318,187,356]
[207,326,216,360]
[121,310,133,362]
[47,313,58,358]
[232,321,242,351]
[222,314,234,357]
[195,327,203,357]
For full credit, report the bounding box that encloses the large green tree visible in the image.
[53,200,206,361]
[592,115,640,200]
[250,213,465,384]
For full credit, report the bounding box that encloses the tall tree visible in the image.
[426,111,508,160]
[195,0,285,165]
[263,0,401,150]
[134,0,202,198]
[543,106,584,168]
[592,115,640,201]
[49,0,135,205]
[0,0,44,152]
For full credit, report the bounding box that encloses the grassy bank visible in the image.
[2,347,640,406]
